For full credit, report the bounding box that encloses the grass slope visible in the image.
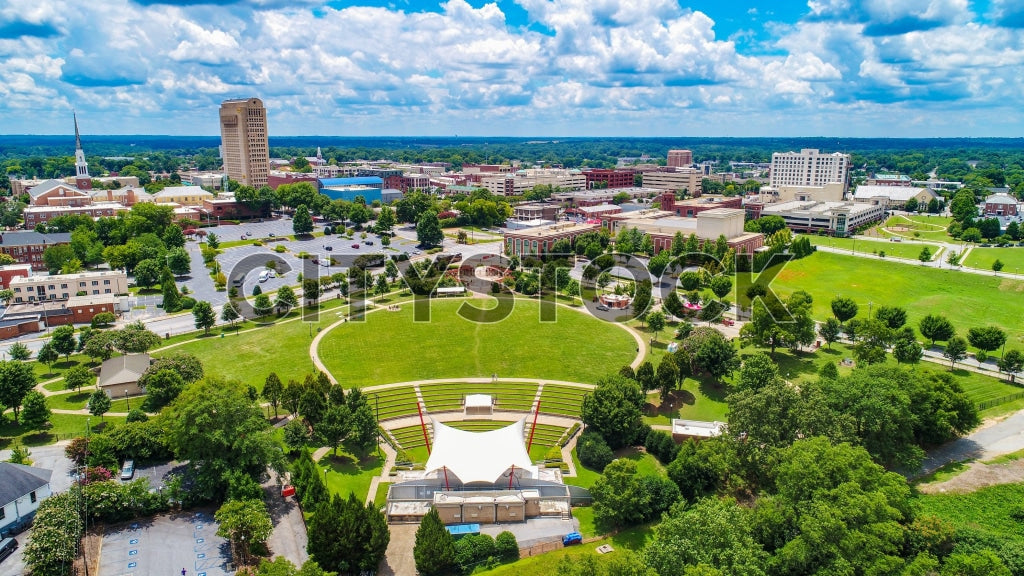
[768,251,1024,344]
[964,246,1024,272]
[319,299,636,387]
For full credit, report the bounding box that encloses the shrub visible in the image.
[274,245,287,253]
[495,531,519,562]
[179,297,196,309]
[252,241,263,246]
[576,430,614,471]
[544,446,563,461]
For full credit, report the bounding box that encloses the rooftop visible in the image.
[0,231,72,246]
[99,353,152,388]
[0,462,52,505]
[852,185,937,202]
[505,221,600,238]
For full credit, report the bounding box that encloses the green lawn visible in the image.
[0,413,125,448]
[642,375,729,425]
[319,299,636,387]
[476,523,655,575]
[915,483,1024,544]
[880,214,954,242]
[319,449,384,503]
[963,246,1024,273]
[805,235,941,260]
[46,390,94,411]
[566,448,602,489]
[768,251,1024,345]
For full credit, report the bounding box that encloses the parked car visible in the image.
[324,245,333,251]
[120,459,135,480]
[596,305,610,311]
[0,537,18,563]
[364,240,373,245]
[258,270,270,283]
[352,244,360,249]
[563,532,583,546]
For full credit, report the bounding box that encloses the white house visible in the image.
[0,463,52,536]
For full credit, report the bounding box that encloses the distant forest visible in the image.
[3,135,1024,194]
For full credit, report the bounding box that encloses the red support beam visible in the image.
[526,401,540,452]
[508,464,515,490]
[443,466,450,491]
[417,401,431,455]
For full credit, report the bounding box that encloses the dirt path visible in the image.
[918,457,1024,494]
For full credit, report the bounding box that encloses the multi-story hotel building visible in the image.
[219,98,269,188]
[770,149,850,192]
[667,149,693,168]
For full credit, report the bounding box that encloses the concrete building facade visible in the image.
[639,168,704,195]
[770,149,850,192]
[219,98,269,188]
[9,270,128,303]
[759,201,886,237]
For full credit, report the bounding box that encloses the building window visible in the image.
[91,281,98,286]
[61,284,68,289]
[93,290,99,295]
[0,507,5,520]
[30,491,36,503]
[103,280,110,285]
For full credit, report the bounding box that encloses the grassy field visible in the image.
[0,413,126,448]
[46,390,93,411]
[768,251,1024,345]
[805,235,941,260]
[319,299,636,387]
[320,448,384,502]
[915,483,1024,544]
[880,214,954,242]
[963,246,1024,272]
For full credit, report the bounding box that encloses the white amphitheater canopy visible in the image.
[424,418,537,484]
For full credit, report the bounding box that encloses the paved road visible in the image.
[918,409,1024,477]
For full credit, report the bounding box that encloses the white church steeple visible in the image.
[73,112,92,190]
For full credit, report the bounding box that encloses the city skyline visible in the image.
[2,0,1023,138]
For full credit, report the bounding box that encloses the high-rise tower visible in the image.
[219,98,269,188]
[73,112,92,190]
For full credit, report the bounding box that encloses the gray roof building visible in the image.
[0,463,51,506]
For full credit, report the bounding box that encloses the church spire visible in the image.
[73,112,92,189]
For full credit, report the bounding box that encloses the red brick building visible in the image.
[0,264,32,289]
[983,193,1019,217]
[0,295,119,339]
[583,169,635,190]
[202,198,263,220]
[0,231,72,271]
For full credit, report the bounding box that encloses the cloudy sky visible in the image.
[2,0,1023,137]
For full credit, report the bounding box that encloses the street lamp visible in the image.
[124,389,130,411]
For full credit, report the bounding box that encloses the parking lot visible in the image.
[99,511,231,576]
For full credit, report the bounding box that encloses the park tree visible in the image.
[293,204,314,235]
[993,259,1005,272]
[317,404,351,456]
[8,341,31,361]
[648,310,666,341]
[416,210,444,247]
[997,349,1024,384]
[303,278,322,305]
[276,285,298,311]
[221,300,241,326]
[853,318,894,366]
[21,390,51,433]
[918,246,932,262]
[161,267,182,312]
[81,330,117,364]
[941,551,1012,576]
[215,498,273,567]
[134,258,163,288]
[206,232,220,249]
[88,388,112,421]
[645,498,767,576]
[967,326,1007,362]
[90,311,116,328]
[37,342,58,372]
[736,352,779,392]
[592,459,679,532]
[162,377,281,500]
[254,293,273,318]
[656,354,679,401]
[140,368,185,410]
[192,301,216,334]
[919,314,956,346]
[115,322,162,353]
[636,361,655,393]
[874,305,908,329]
[818,317,842,349]
[580,374,645,449]
[0,360,37,422]
[63,364,94,392]
[893,329,924,366]
[944,336,969,369]
[374,274,389,301]
[748,291,815,357]
[709,275,732,301]
[830,296,858,324]
[166,246,191,276]
[42,243,75,272]
[414,508,457,576]
[22,493,82,576]
[263,373,284,417]
[51,324,77,362]
[376,205,396,235]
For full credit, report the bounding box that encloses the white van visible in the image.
[258,271,270,283]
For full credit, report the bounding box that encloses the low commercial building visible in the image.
[671,419,725,442]
[9,270,128,303]
[608,208,764,256]
[552,187,661,207]
[983,193,1020,217]
[152,186,214,206]
[659,193,742,217]
[1,294,120,334]
[865,174,913,187]
[22,202,129,228]
[759,201,886,237]
[851,185,939,208]
[202,197,263,220]
[753,183,846,204]
[0,231,72,271]
[0,463,52,536]
[179,171,228,190]
[503,222,601,257]
[567,204,622,220]
[512,203,560,221]
[638,168,704,195]
[98,353,152,399]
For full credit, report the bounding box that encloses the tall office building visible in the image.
[219,98,269,188]
[667,149,693,168]
[770,148,850,191]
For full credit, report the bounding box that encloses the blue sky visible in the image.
[1,0,1023,137]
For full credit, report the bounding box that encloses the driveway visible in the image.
[263,472,308,567]
[99,511,232,576]
[917,408,1024,477]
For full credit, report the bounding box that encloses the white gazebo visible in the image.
[465,394,493,415]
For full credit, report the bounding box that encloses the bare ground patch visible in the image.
[918,459,1024,494]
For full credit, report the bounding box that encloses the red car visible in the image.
[351,243,360,249]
